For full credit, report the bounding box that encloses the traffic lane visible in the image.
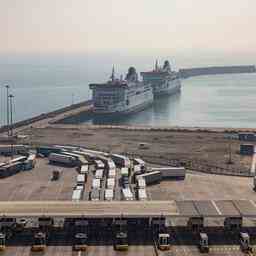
[86,245,156,256]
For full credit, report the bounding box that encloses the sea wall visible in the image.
[179,65,256,78]
[0,100,92,133]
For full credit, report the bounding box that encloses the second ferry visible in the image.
[89,67,154,115]
[141,60,181,97]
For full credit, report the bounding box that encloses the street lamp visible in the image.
[9,94,14,137]
[5,85,10,136]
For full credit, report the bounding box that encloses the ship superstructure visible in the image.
[89,67,153,115]
[141,60,181,97]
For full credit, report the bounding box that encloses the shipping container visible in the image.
[238,133,255,142]
[240,144,255,156]
[72,189,82,201]
[151,167,186,180]
[92,179,101,189]
[49,153,76,166]
[77,174,86,186]
[108,168,116,178]
[90,189,100,201]
[136,171,162,185]
[95,169,104,180]
[137,189,147,201]
[137,178,146,189]
[105,189,114,201]
[95,160,105,169]
[111,154,131,168]
[122,188,133,201]
[121,167,129,177]
[107,178,115,189]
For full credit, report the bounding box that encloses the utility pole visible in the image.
[5,85,10,136]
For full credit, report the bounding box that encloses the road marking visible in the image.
[211,200,222,215]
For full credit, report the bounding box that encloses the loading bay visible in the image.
[1,158,256,255]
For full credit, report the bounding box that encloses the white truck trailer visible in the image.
[136,171,162,185]
[95,160,104,169]
[95,169,104,180]
[72,189,82,201]
[108,168,116,179]
[122,188,133,201]
[76,174,85,186]
[105,189,114,201]
[92,179,101,189]
[107,178,115,189]
[137,189,147,201]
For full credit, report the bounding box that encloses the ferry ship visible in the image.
[141,60,181,97]
[89,67,154,115]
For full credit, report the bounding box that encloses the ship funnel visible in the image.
[126,67,138,82]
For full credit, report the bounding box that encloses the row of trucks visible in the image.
[0,216,253,253]
[0,154,36,178]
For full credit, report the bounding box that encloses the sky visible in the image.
[1,0,256,57]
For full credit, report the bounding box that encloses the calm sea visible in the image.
[0,55,256,128]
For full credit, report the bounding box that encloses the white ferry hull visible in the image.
[92,98,154,116]
[153,79,181,97]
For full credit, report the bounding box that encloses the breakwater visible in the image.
[0,100,92,133]
[179,65,256,78]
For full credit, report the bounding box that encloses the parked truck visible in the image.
[199,233,209,253]
[90,189,100,201]
[136,171,161,185]
[137,189,147,201]
[239,232,252,253]
[151,166,186,180]
[105,189,114,201]
[107,178,115,189]
[48,153,76,167]
[122,188,133,201]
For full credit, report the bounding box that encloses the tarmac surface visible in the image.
[1,157,256,255]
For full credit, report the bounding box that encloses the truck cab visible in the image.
[199,233,209,253]
[74,233,87,251]
[114,232,128,251]
[31,232,46,252]
[73,218,88,251]
[158,233,170,250]
[113,219,128,251]
[0,233,6,251]
[239,232,252,253]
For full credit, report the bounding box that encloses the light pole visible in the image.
[9,94,14,137]
[5,85,10,136]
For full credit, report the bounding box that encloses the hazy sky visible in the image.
[1,0,256,55]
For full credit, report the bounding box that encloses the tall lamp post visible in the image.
[5,85,10,136]
[9,94,14,137]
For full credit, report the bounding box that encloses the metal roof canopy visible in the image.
[1,200,256,218]
[233,200,256,217]
[193,200,220,217]
[176,201,199,217]
[0,201,179,218]
[214,200,241,217]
